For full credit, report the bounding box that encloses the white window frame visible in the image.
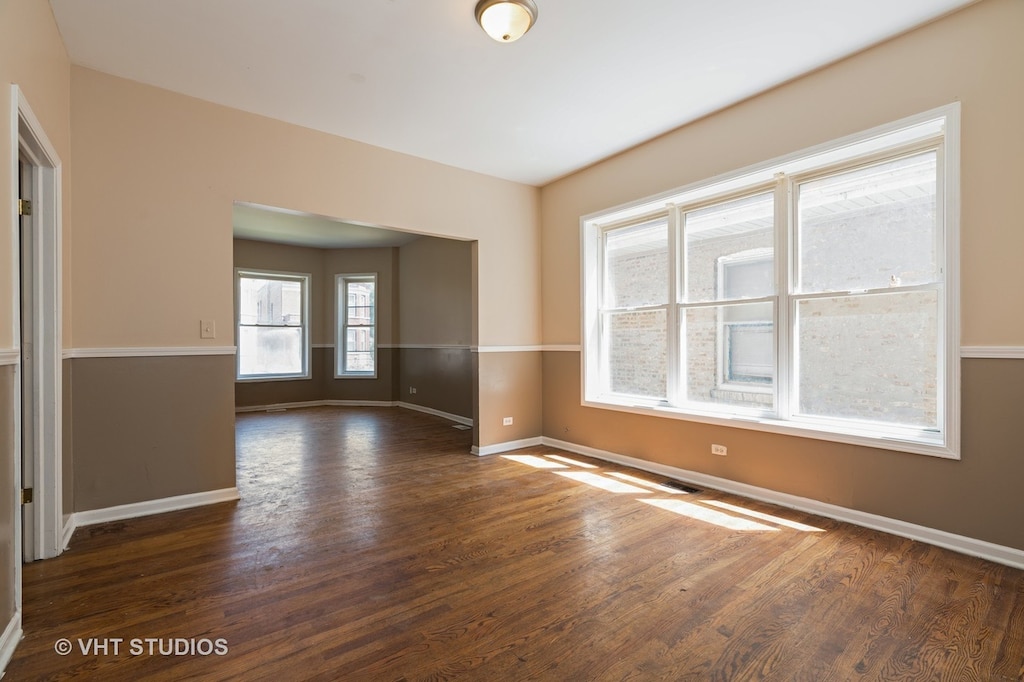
[581,104,960,459]
[336,273,378,379]
[235,268,311,381]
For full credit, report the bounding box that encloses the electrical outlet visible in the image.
[502,417,513,426]
[409,387,417,394]
[711,444,727,456]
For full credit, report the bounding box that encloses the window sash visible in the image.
[337,274,377,377]
[236,270,310,380]
[583,104,958,458]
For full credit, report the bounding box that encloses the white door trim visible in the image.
[11,85,63,568]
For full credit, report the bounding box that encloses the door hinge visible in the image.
[21,488,33,505]
[18,199,32,216]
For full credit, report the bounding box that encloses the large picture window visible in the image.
[582,105,959,458]
[337,274,377,377]
[236,270,310,380]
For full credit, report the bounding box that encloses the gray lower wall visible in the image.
[0,365,15,628]
[235,347,473,421]
[62,359,73,526]
[324,347,398,403]
[70,355,236,511]
[397,347,473,420]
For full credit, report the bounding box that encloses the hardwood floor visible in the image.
[7,406,1024,680]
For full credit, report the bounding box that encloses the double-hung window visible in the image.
[583,105,959,458]
[236,270,311,380]
[337,274,377,377]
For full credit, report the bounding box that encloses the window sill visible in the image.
[236,374,312,383]
[582,396,956,460]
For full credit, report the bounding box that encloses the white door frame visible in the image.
[10,85,63,570]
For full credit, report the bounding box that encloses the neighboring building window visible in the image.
[337,274,377,377]
[582,105,959,458]
[236,270,310,380]
[718,249,774,392]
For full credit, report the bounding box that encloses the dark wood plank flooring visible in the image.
[7,406,1024,680]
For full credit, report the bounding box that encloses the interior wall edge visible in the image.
[0,611,22,676]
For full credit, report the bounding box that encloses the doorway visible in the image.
[13,85,64,569]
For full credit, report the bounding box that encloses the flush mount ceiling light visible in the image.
[475,0,538,43]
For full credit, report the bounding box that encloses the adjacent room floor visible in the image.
[7,406,1024,680]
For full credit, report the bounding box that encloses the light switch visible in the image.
[200,319,216,339]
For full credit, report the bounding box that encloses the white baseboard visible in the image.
[397,401,473,427]
[71,488,240,530]
[61,515,75,551]
[0,611,22,677]
[472,437,544,457]
[235,400,397,413]
[541,437,1024,570]
[236,400,473,427]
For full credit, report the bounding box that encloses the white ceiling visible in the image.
[50,0,976,188]
[50,0,975,248]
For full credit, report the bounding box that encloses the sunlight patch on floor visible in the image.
[502,450,823,533]
[501,454,567,469]
[546,454,599,469]
[705,500,823,532]
[609,472,687,494]
[640,498,779,532]
[555,471,650,494]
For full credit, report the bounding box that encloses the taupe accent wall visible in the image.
[398,348,473,420]
[70,355,236,511]
[0,366,15,626]
[479,351,542,446]
[62,359,73,526]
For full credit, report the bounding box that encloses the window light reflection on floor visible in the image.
[501,451,822,533]
[501,454,567,469]
[705,500,824,532]
[554,471,650,494]
[640,498,779,532]
[609,472,687,494]
[546,454,599,469]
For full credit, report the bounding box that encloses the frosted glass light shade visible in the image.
[475,0,538,42]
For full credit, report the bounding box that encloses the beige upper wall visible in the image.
[70,66,540,349]
[0,0,72,349]
[541,0,1024,347]
[398,237,473,347]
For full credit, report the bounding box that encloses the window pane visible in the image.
[604,219,668,308]
[606,310,666,399]
[238,326,303,376]
[795,290,938,428]
[683,302,774,410]
[347,281,375,325]
[685,193,774,303]
[345,327,375,373]
[239,277,303,326]
[798,151,938,294]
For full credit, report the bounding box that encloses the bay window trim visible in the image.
[336,273,378,379]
